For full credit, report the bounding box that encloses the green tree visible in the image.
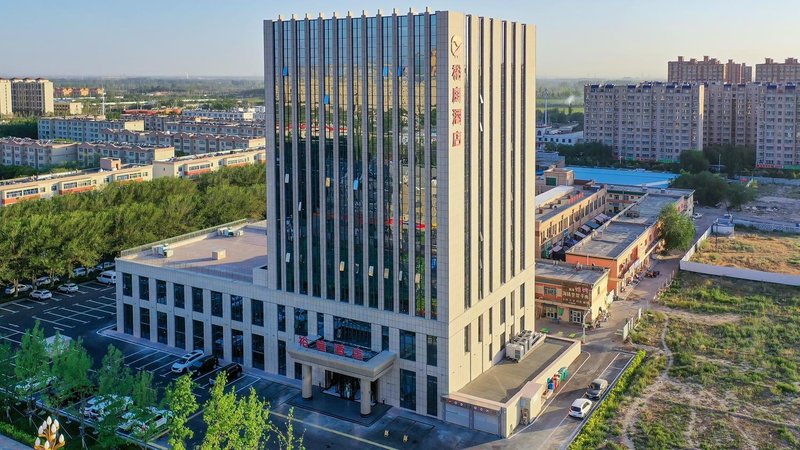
[272,407,304,450]
[14,322,48,424]
[658,204,696,252]
[679,150,709,174]
[725,183,757,209]
[94,396,131,450]
[671,172,728,206]
[131,370,156,409]
[48,338,93,450]
[0,340,17,422]
[97,345,132,397]
[165,375,199,450]
[704,144,756,177]
[234,388,271,449]
[201,372,239,450]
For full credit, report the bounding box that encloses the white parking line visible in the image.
[141,354,174,371]
[123,349,149,361]
[99,296,116,302]
[32,315,77,328]
[0,335,21,344]
[151,359,179,374]
[7,323,19,328]
[0,306,17,314]
[58,307,103,320]
[233,377,259,394]
[85,299,113,308]
[128,351,161,366]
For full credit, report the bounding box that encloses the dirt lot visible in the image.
[610,274,800,449]
[738,184,800,223]
[690,230,800,274]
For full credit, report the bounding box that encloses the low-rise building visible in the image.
[535,151,565,171]
[534,183,608,259]
[53,101,84,116]
[0,158,151,207]
[534,261,610,327]
[537,125,583,149]
[76,142,175,166]
[152,147,265,178]
[38,116,145,142]
[101,129,265,155]
[164,118,265,137]
[181,108,255,121]
[0,137,77,169]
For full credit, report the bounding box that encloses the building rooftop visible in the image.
[156,146,265,163]
[0,164,149,188]
[119,221,267,284]
[457,338,572,403]
[535,185,603,223]
[613,194,676,226]
[566,221,648,259]
[535,261,608,286]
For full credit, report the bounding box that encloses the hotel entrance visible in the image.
[324,371,377,405]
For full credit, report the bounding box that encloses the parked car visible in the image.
[209,363,243,386]
[691,213,703,220]
[83,395,132,420]
[188,355,219,376]
[585,378,609,400]
[15,376,55,396]
[569,398,593,418]
[4,284,32,295]
[119,407,171,434]
[35,276,60,286]
[94,261,115,271]
[171,350,205,374]
[30,290,53,300]
[96,271,117,284]
[58,283,79,294]
[72,267,92,277]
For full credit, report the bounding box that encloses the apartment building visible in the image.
[534,183,608,259]
[54,87,105,98]
[152,147,265,178]
[101,129,265,155]
[76,142,175,166]
[702,82,760,149]
[181,108,255,121]
[38,116,145,141]
[668,56,752,84]
[755,83,800,169]
[113,10,578,438]
[10,78,54,115]
[583,82,705,162]
[0,78,11,117]
[0,138,78,169]
[164,118,265,137]
[0,158,150,206]
[755,58,800,83]
[534,261,610,327]
[53,101,84,116]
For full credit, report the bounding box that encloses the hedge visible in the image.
[0,420,35,446]
[569,350,647,449]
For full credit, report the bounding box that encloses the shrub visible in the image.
[0,421,34,446]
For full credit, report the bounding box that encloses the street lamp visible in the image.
[34,416,65,450]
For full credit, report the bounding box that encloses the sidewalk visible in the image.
[0,433,31,450]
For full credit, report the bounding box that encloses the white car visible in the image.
[171,350,205,374]
[30,290,53,300]
[72,267,92,277]
[4,284,32,295]
[35,276,59,286]
[119,407,171,434]
[691,213,703,220]
[83,395,132,420]
[15,376,56,395]
[569,398,593,418]
[58,283,79,293]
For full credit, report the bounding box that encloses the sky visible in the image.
[2,0,799,80]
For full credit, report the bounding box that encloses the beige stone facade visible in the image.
[152,147,265,178]
[0,79,11,117]
[53,101,84,116]
[756,84,800,169]
[703,83,760,149]
[755,58,800,83]
[101,129,265,155]
[668,56,752,83]
[583,82,704,162]
[38,116,145,141]
[10,78,54,115]
[76,142,175,166]
[0,137,78,169]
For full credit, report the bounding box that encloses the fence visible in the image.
[733,218,800,234]
[617,308,642,342]
[119,218,258,257]
[751,176,800,186]
[679,224,800,286]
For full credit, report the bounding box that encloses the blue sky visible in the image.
[2,0,798,79]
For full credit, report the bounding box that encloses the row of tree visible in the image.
[0,164,267,290]
[0,118,38,139]
[1,322,303,449]
[671,171,756,208]
[678,145,757,177]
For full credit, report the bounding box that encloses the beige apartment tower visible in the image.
[756,58,800,83]
[703,83,760,149]
[756,84,800,169]
[0,79,11,117]
[668,56,752,84]
[10,78,54,115]
[584,82,704,162]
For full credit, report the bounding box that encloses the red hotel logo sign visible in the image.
[450,34,463,149]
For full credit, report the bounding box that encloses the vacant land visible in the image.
[602,273,800,449]
[690,230,800,274]
[738,183,800,223]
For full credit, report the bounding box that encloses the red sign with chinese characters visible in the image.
[334,343,345,356]
[299,336,309,348]
[352,347,363,361]
[315,339,326,352]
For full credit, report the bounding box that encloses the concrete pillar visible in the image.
[360,379,371,416]
[302,364,313,399]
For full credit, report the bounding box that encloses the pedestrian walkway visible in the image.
[0,433,32,450]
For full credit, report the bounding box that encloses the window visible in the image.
[294,362,303,381]
[212,325,224,358]
[173,283,185,309]
[478,315,483,342]
[251,299,264,326]
[464,325,471,353]
[193,320,204,350]
[427,375,438,416]
[157,312,168,344]
[192,287,204,313]
[426,335,437,367]
[211,291,223,317]
[382,326,389,351]
[139,276,150,301]
[489,307,493,334]
[294,308,308,336]
[317,312,324,338]
[543,286,557,296]
[333,317,372,348]
[399,330,416,361]
[231,295,243,322]
[156,280,167,305]
[278,340,286,376]
[500,298,506,324]
[571,309,584,324]
[252,334,265,370]
[400,369,416,410]
[232,329,243,364]
[175,316,186,350]
[278,305,286,332]
[520,315,525,332]
[122,273,132,296]
[139,307,150,339]
[123,304,133,334]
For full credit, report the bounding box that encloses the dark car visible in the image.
[585,378,609,400]
[188,355,218,376]
[209,363,243,386]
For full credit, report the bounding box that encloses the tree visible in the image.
[671,171,729,206]
[0,340,16,422]
[48,338,93,450]
[15,322,48,424]
[704,144,756,177]
[130,370,156,409]
[725,183,757,209]
[234,388,271,449]
[201,372,239,450]
[97,345,131,397]
[165,375,199,450]
[658,204,696,252]
[271,407,304,450]
[679,150,709,174]
[94,396,130,450]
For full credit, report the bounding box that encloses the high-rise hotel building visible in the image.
[116,9,540,434]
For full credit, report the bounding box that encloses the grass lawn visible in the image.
[689,230,800,274]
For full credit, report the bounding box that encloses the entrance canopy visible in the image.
[288,341,397,382]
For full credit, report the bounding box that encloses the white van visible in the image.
[97,271,117,285]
